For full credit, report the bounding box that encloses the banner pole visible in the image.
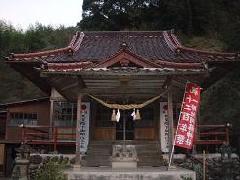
[168,140,175,167]
[168,82,189,168]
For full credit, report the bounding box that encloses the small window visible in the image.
[9,112,38,126]
[53,101,76,127]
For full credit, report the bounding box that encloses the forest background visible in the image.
[0,0,240,146]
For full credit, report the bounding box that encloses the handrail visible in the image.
[19,124,230,150]
[196,124,230,145]
[21,126,76,151]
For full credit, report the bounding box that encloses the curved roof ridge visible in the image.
[169,32,182,47]
[8,46,72,60]
[162,31,178,51]
[68,32,78,47]
[7,31,84,61]
[71,32,85,52]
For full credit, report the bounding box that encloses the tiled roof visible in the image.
[6,30,239,64]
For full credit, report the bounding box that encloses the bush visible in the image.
[34,156,69,180]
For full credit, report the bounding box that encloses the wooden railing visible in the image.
[19,124,230,151]
[196,124,230,145]
[20,126,76,151]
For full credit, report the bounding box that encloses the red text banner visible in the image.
[175,82,201,149]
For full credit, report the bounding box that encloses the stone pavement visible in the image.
[65,166,196,180]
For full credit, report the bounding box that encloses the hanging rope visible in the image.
[88,90,167,110]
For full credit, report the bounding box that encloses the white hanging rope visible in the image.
[88,90,167,110]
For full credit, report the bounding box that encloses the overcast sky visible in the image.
[0,0,83,30]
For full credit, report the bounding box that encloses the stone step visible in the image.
[86,150,112,154]
[86,151,111,154]
[138,152,161,155]
[82,161,109,167]
[83,141,164,167]
[138,156,162,160]
[83,157,111,161]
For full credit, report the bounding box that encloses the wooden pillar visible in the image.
[75,93,82,166]
[167,86,174,162]
[49,99,54,139]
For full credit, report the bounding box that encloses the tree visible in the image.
[0,22,77,103]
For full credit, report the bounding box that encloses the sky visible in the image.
[0,0,83,30]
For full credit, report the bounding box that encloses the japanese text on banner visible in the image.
[175,83,201,149]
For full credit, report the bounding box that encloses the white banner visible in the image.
[80,102,90,153]
[160,102,169,153]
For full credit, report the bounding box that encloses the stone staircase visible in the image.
[82,141,165,167]
[134,141,165,167]
[82,141,112,167]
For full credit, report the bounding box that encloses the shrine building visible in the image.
[0,31,239,174]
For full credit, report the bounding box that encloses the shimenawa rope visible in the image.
[88,90,167,110]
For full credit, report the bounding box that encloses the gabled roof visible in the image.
[93,47,161,68]
[5,30,239,97]
[6,30,239,64]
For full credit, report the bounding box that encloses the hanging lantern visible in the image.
[111,109,117,121]
[135,109,141,120]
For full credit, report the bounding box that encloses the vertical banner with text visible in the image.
[80,102,90,153]
[175,83,201,149]
[160,102,169,153]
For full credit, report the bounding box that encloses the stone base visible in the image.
[11,159,29,180]
[72,164,81,170]
[65,167,196,180]
[112,161,137,169]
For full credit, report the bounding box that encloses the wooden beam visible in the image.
[61,82,79,91]
[82,75,167,81]
[162,76,172,89]
[77,76,86,89]
[49,99,54,140]
[41,70,207,78]
[77,87,163,95]
[167,84,174,163]
[46,78,71,101]
[171,79,186,89]
[84,85,164,89]
[84,79,166,83]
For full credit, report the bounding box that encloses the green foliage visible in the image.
[200,68,240,130]
[79,0,240,51]
[0,21,77,103]
[183,35,226,52]
[34,157,69,180]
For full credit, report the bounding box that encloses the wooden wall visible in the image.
[5,100,50,141]
[92,102,160,141]
[0,112,6,140]
[94,128,116,140]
